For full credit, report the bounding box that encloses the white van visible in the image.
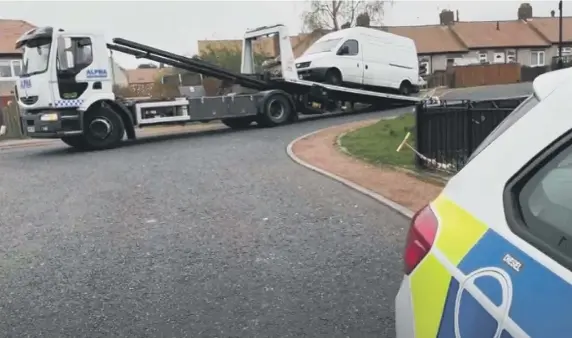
[295,27,420,95]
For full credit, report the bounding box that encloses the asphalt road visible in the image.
[0,108,412,338]
[440,82,533,101]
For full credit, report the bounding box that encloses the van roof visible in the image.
[316,26,412,43]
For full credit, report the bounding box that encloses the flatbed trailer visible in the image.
[15,24,421,151]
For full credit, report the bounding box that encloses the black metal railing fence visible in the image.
[415,96,528,173]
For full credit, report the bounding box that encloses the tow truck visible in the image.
[14,24,421,151]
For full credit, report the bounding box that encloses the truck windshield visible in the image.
[21,38,51,76]
[304,38,342,55]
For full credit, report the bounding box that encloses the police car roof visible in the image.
[533,67,572,100]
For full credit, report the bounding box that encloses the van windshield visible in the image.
[304,38,342,55]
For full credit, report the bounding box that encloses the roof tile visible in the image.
[450,20,549,49]
[528,17,572,43]
[0,19,36,54]
[387,25,467,54]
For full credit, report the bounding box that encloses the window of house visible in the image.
[557,47,572,56]
[493,52,506,64]
[11,60,22,77]
[507,50,517,63]
[0,61,12,78]
[531,50,546,67]
[507,135,572,269]
[478,52,488,64]
[0,59,23,78]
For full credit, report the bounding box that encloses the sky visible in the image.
[1,1,570,69]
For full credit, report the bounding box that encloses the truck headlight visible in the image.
[40,112,59,121]
[296,62,311,69]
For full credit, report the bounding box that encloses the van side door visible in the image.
[362,40,392,88]
[335,39,363,85]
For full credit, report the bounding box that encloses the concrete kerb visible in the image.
[0,139,57,151]
[286,122,415,220]
[0,123,226,151]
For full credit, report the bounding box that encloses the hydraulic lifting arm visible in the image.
[108,38,269,91]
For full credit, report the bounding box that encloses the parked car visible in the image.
[395,67,572,337]
[294,27,420,95]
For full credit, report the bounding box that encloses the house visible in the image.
[528,16,572,64]
[449,20,550,67]
[385,6,567,74]
[387,25,468,75]
[0,19,35,96]
[197,31,324,59]
[123,67,178,97]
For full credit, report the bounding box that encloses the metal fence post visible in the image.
[414,102,424,168]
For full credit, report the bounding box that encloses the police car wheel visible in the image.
[83,106,125,150]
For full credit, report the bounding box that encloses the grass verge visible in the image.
[339,114,416,169]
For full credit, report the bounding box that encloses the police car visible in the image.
[395,67,572,338]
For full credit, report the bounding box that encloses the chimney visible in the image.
[159,63,165,69]
[439,9,455,26]
[518,3,533,21]
[497,21,500,30]
[456,10,460,22]
[551,10,556,17]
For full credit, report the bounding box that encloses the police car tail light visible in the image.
[404,205,438,275]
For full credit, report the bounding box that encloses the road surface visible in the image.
[0,109,411,337]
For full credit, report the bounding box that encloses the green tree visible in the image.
[197,46,268,73]
[302,0,390,32]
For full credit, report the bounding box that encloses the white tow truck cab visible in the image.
[295,27,420,95]
[14,24,420,151]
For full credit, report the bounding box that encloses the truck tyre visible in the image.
[221,117,254,129]
[83,105,125,150]
[257,93,292,127]
[60,135,88,150]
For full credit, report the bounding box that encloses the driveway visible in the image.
[440,82,533,101]
[0,109,411,337]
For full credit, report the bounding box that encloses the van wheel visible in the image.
[399,81,412,96]
[325,69,342,86]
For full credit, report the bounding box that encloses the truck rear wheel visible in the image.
[83,105,125,150]
[221,117,254,129]
[257,93,292,127]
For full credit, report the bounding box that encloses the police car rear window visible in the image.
[467,95,539,163]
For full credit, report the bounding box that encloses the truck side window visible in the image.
[506,133,572,270]
[338,40,359,56]
[56,36,93,72]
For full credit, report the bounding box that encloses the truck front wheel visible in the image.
[60,135,88,150]
[83,105,125,150]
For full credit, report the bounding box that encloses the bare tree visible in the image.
[302,0,390,32]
